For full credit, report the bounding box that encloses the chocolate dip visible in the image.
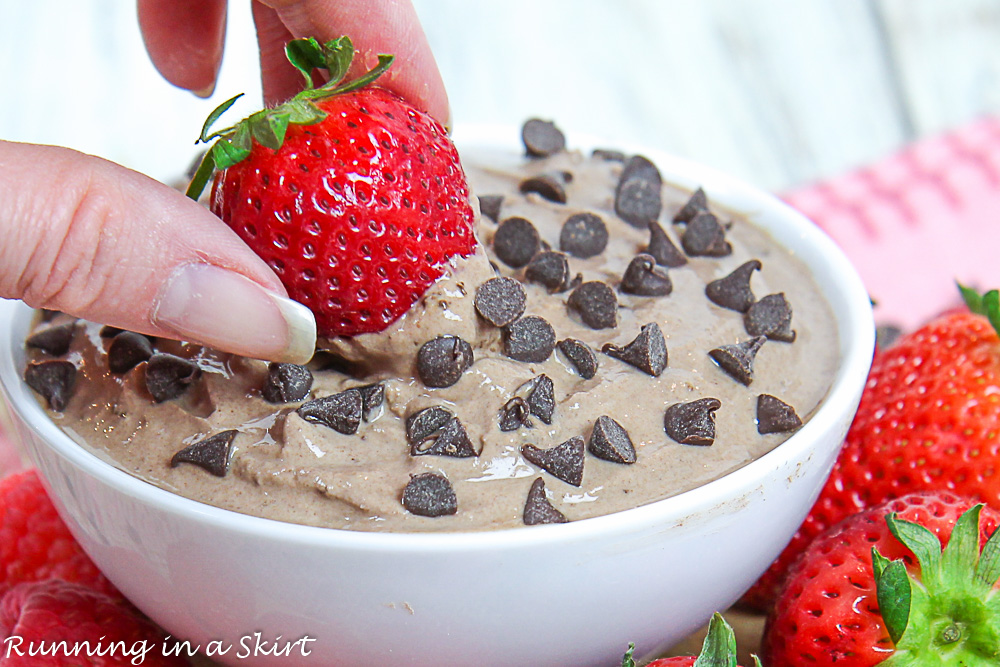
[23,133,839,532]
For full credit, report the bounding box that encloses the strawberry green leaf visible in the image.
[320,36,355,87]
[874,551,911,645]
[211,125,252,170]
[285,37,325,88]
[873,545,892,580]
[620,643,637,667]
[887,513,944,589]
[751,657,763,667]
[941,505,984,588]
[284,99,327,126]
[198,93,244,144]
[248,111,290,152]
[693,613,738,667]
[959,283,1000,338]
[959,282,985,313]
[185,150,215,201]
[975,520,1000,587]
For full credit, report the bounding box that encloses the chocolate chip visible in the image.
[556,338,598,379]
[568,281,617,329]
[504,316,556,363]
[621,154,662,184]
[709,336,766,386]
[406,406,454,444]
[170,430,237,477]
[297,389,363,434]
[602,323,667,377]
[673,187,709,223]
[411,416,477,458]
[525,374,555,424]
[681,213,732,257]
[261,362,313,403]
[876,324,903,349]
[417,335,474,388]
[494,217,541,268]
[521,436,585,486]
[615,155,663,228]
[520,173,567,204]
[402,473,458,517]
[26,323,75,356]
[757,394,803,434]
[145,354,201,403]
[478,194,503,223]
[99,325,125,338]
[744,293,796,342]
[664,398,721,446]
[355,382,385,421]
[706,260,761,313]
[525,251,572,293]
[592,148,625,162]
[24,360,76,411]
[39,309,61,322]
[620,254,672,296]
[523,477,568,525]
[559,213,608,259]
[475,277,527,327]
[499,397,533,432]
[522,118,566,158]
[588,416,636,464]
[108,332,153,374]
[647,221,688,268]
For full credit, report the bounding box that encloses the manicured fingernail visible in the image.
[192,82,216,99]
[152,264,316,364]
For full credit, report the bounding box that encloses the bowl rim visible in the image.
[0,125,875,552]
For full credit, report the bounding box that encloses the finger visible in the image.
[256,0,449,124]
[252,1,301,107]
[0,141,315,364]
[137,0,228,97]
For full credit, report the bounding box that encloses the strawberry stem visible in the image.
[958,282,1000,338]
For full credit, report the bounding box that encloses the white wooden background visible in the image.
[2,0,1000,192]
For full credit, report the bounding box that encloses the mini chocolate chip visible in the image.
[412,416,477,458]
[402,473,458,517]
[355,382,385,421]
[297,389,363,434]
[108,332,153,374]
[417,335,474,388]
[494,217,541,268]
[520,173,567,204]
[523,477,568,525]
[504,316,556,363]
[709,336,766,386]
[706,260,761,313]
[615,178,662,229]
[24,360,76,411]
[568,281,618,329]
[673,187,710,223]
[475,277,527,327]
[526,374,555,424]
[602,323,667,377]
[478,194,503,223]
[406,406,455,444]
[647,221,688,268]
[588,416,637,464]
[521,436,585,486]
[620,254,673,296]
[26,323,75,356]
[170,430,237,477]
[621,154,662,184]
[559,212,608,259]
[522,118,566,158]
[556,338,598,379]
[146,354,201,403]
[525,251,572,293]
[499,396,533,432]
[744,293,796,342]
[262,362,313,403]
[757,394,803,434]
[681,213,732,257]
[664,398,722,446]
[592,148,625,162]
[99,325,124,338]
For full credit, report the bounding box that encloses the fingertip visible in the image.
[138,0,227,95]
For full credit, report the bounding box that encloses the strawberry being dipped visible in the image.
[188,37,477,338]
[621,613,761,667]
[763,491,1000,666]
[743,285,1000,611]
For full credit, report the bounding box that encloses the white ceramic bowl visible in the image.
[0,127,873,666]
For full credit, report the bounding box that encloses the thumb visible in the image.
[0,141,316,364]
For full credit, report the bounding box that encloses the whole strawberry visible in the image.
[621,613,761,667]
[763,491,1000,666]
[188,37,477,338]
[0,579,188,666]
[742,285,1000,611]
[0,469,117,598]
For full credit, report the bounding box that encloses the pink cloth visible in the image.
[782,116,1000,331]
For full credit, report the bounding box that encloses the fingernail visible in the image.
[152,264,316,364]
[191,82,216,99]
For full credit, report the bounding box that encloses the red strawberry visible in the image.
[188,36,477,338]
[621,613,761,667]
[762,491,1000,666]
[0,579,188,666]
[0,470,117,598]
[742,285,1000,611]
